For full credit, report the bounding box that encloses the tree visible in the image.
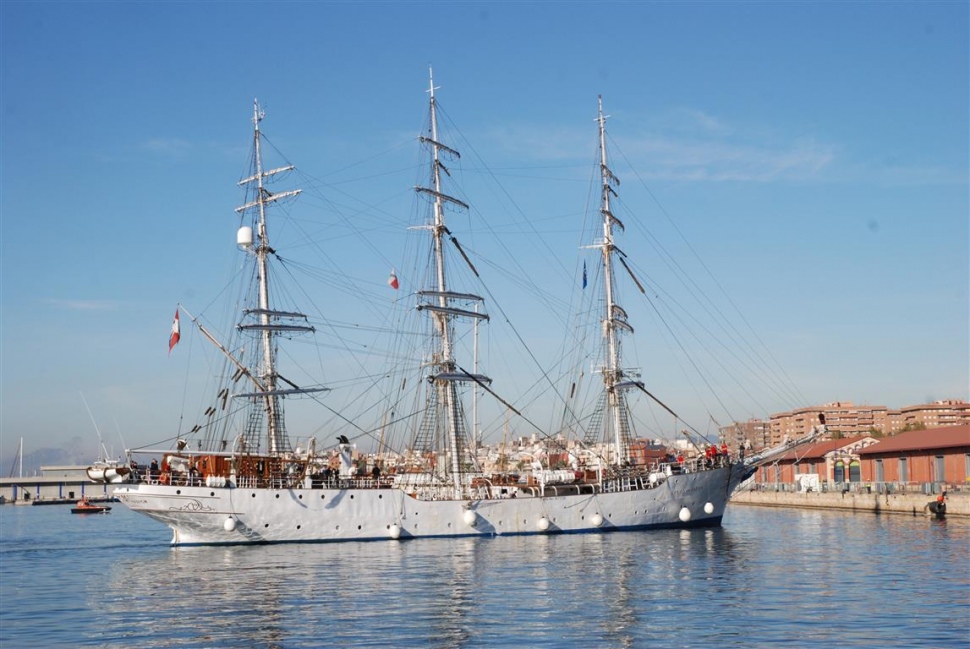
[900,422,927,433]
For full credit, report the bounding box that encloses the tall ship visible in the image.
[110,75,823,545]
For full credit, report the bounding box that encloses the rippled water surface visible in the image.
[1,504,967,648]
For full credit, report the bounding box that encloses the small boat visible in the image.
[85,463,131,485]
[81,394,132,485]
[71,499,111,514]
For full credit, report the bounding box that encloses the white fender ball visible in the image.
[679,507,691,522]
[704,502,715,515]
[388,524,401,540]
[590,513,604,527]
[223,516,237,532]
[463,510,478,527]
[537,517,550,532]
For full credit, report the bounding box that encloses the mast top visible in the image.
[252,98,265,132]
[427,67,439,101]
[596,95,610,127]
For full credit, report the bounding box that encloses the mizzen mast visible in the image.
[594,96,637,465]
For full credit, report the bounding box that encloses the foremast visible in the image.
[232,100,308,456]
[593,97,637,466]
[414,70,489,496]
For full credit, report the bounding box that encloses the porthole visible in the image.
[252,493,256,498]
[275,494,280,499]
[321,494,325,499]
[350,495,354,499]
[357,525,362,530]
[176,490,181,495]
[264,523,269,528]
[298,494,303,500]
[379,494,383,499]
[210,492,215,496]
[297,525,302,530]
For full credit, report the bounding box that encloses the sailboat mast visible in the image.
[596,96,628,464]
[231,100,302,454]
[473,304,480,448]
[426,72,464,482]
[251,101,284,454]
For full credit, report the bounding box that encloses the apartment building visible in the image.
[723,399,968,448]
[768,402,890,445]
[719,419,771,453]
[892,400,970,432]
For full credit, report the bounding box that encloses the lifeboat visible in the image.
[85,464,131,484]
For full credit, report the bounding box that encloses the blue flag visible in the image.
[582,261,588,289]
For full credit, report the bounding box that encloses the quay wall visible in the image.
[730,489,968,518]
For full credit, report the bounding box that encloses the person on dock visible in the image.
[928,492,947,519]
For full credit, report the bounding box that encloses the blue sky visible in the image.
[2,1,967,460]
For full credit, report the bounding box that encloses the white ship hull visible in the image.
[114,465,748,546]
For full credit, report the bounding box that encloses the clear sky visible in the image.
[2,1,967,461]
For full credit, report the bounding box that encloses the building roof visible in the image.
[857,424,970,456]
[776,436,870,462]
[898,400,969,412]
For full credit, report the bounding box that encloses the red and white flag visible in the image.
[388,268,399,290]
[168,308,181,354]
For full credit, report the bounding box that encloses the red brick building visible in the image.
[752,436,879,487]
[856,424,970,488]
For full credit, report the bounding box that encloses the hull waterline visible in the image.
[114,464,745,546]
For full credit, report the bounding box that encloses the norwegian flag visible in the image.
[168,308,181,353]
[388,268,399,290]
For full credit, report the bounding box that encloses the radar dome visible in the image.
[237,226,254,249]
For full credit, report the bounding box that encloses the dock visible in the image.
[731,488,967,518]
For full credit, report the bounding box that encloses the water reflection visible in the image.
[3,505,967,648]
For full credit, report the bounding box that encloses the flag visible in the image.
[582,261,588,289]
[168,308,180,353]
[388,268,399,290]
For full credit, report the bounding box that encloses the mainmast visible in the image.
[233,100,306,455]
[594,96,635,465]
[414,70,489,494]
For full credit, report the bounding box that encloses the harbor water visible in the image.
[1,504,967,648]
